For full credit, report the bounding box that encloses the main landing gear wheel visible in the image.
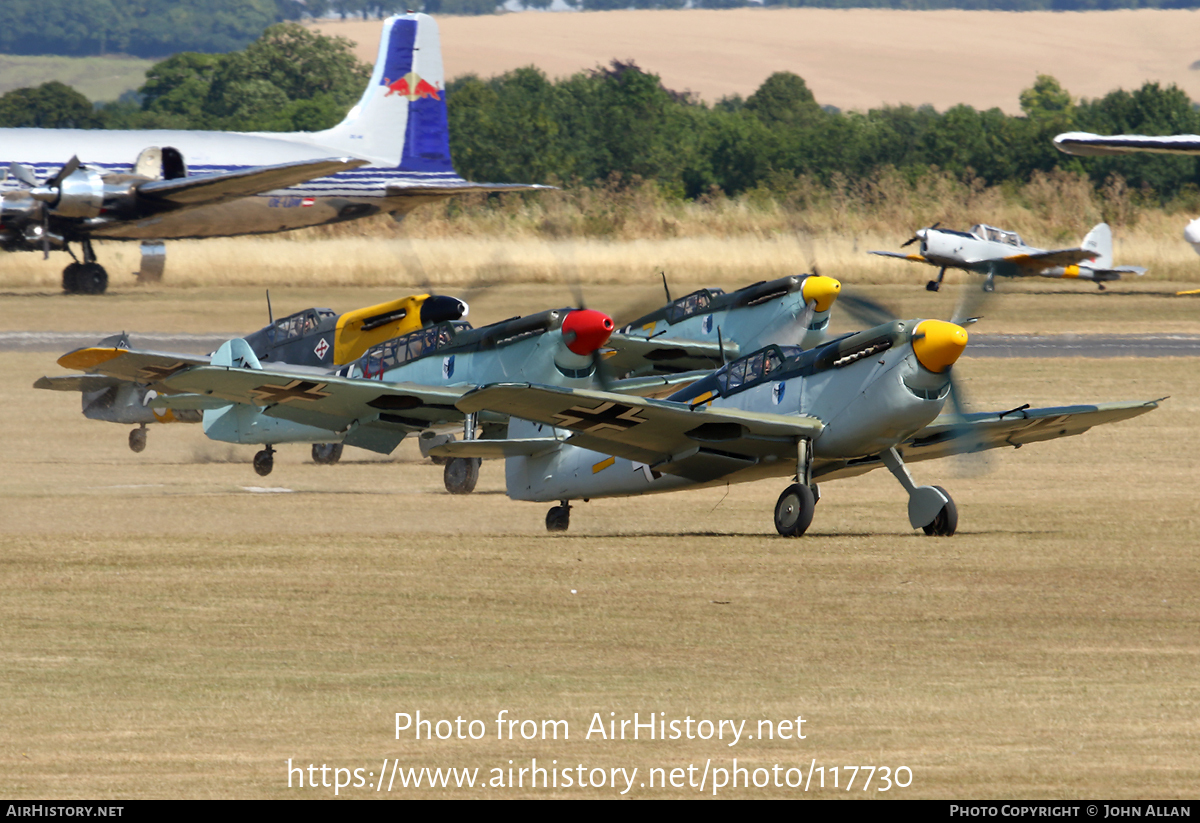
[62,262,107,294]
[774,483,816,537]
[62,263,82,293]
[311,443,343,465]
[443,457,479,494]
[253,446,275,477]
[921,485,957,537]
[546,504,570,533]
[128,425,147,453]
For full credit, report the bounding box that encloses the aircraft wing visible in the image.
[136,157,367,210]
[1054,132,1200,157]
[602,333,740,375]
[1003,248,1098,269]
[33,374,123,393]
[457,383,823,482]
[386,181,554,197]
[56,346,211,386]
[430,438,565,459]
[869,251,928,264]
[160,367,471,452]
[817,399,1160,481]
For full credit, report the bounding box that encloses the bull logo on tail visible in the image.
[383,72,441,101]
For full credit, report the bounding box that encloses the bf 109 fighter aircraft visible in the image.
[41,293,468,456]
[436,319,1159,535]
[872,223,1146,292]
[51,273,842,488]
[1054,131,1200,257]
[0,13,543,293]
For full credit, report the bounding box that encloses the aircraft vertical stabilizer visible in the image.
[1081,223,1113,269]
[312,14,451,174]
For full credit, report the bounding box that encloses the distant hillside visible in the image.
[311,9,1200,114]
[0,55,154,103]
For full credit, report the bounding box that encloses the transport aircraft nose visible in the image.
[562,309,615,355]
[912,320,968,373]
[801,275,841,312]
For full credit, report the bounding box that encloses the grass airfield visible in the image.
[2,283,1199,798]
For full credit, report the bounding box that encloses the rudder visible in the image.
[1081,223,1113,269]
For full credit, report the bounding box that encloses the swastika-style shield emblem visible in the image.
[248,380,330,405]
[137,362,187,382]
[552,401,648,433]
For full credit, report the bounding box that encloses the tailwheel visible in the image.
[774,483,816,537]
[443,457,479,494]
[311,443,343,465]
[128,425,147,453]
[925,280,940,292]
[253,446,275,477]
[921,485,957,537]
[545,503,571,533]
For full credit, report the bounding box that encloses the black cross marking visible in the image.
[137,362,186,382]
[552,401,648,433]
[249,380,330,404]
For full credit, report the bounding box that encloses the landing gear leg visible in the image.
[1097,283,1106,291]
[546,500,571,532]
[880,447,957,536]
[775,437,817,537]
[253,445,275,477]
[128,424,147,453]
[926,267,947,292]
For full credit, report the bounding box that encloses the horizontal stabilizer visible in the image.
[137,157,367,208]
[1055,132,1200,157]
[33,374,123,393]
[386,181,554,197]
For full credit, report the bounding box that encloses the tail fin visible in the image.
[312,14,453,173]
[1081,223,1113,269]
[210,338,263,370]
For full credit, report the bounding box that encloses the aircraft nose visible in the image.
[801,275,841,312]
[420,295,469,324]
[912,320,968,373]
[562,309,615,355]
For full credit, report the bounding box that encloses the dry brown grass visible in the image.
[310,9,1200,114]
[3,170,1198,292]
[2,284,1199,798]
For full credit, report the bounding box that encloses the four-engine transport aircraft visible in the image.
[0,13,543,293]
[1054,131,1200,257]
[436,319,1160,535]
[41,293,469,457]
[871,222,1146,292]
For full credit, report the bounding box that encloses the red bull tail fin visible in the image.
[313,13,452,174]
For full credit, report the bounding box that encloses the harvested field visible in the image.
[2,284,1198,798]
[312,9,1200,113]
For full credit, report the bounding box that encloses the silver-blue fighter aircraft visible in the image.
[0,13,543,293]
[436,318,1159,535]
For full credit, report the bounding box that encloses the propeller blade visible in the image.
[796,298,816,336]
[47,156,81,188]
[837,291,898,328]
[8,162,38,187]
[900,235,920,248]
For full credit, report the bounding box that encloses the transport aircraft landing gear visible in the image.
[62,239,108,295]
[253,445,275,477]
[546,501,571,532]
[311,443,343,465]
[880,447,957,536]
[444,457,479,494]
[128,424,147,453]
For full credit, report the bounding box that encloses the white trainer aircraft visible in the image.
[1054,131,1200,258]
[872,222,1146,292]
[0,13,542,294]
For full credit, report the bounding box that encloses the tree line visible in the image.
[1,23,1197,203]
